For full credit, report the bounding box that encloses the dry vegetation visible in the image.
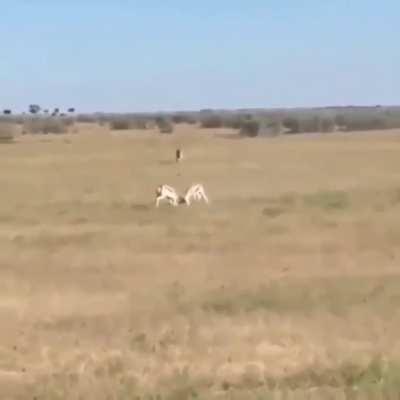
[1,125,400,399]
[0,122,16,143]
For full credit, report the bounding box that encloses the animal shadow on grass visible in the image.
[158,160,175,166]
[218,133,243,140]
[130,203,151,212]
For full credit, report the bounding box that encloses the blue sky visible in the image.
[1,0,399,113]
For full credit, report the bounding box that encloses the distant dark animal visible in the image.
[176,148,183,163]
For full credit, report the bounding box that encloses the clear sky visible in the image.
[1,0,399,113]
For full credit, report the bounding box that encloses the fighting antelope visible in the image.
[183,184,209,206]
[155,184,180,207]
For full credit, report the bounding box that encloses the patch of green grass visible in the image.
[31,358,400,399]
[265,224,289,235]
[262,189,351,218]
[303,190,350,211]
[277,192,298,207]
[262,192,298,218]
[12,231,99,248]
[390,188,400,205]
[200,276,400,316]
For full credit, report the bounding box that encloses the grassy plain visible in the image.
[1,124,400,399]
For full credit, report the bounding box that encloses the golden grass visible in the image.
[2,126,400,398]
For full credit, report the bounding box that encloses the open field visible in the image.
[2,125,400,398]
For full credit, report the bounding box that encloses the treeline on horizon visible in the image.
[2,105,400,137]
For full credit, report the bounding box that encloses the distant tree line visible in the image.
[0,104,77,135]
[2,104,400,137]
[195,106,400,136]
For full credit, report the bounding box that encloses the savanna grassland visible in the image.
[2,124,400,399]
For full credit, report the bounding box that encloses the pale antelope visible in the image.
[183,184,209,206]
[155,184,179,207]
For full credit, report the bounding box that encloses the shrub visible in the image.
[332,112,392,132]
[344,116,386,131]
[155,117,174,134]
[222,115,247,129]
[76,114,97,123]
[320,117,335,133]
[109,119,131,130]
[0,123,15,143]
[282,116,334,134]
[23,118,69,134]
[0,115,20,124]
[282,117,300,133]
[266,120,283,135]
[131,118,147,129]
[185,116,197,124]
[200,115,223,128]
[334,114,346,127]
[299,116,321,132]
[171,114,184,124]
[60,116,75,127]
[171,114,196,124]
[239,120,260,137]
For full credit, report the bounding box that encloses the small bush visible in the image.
[109,117,148,129]
[200,115,223,128]
[334,114,346,127]
[109,119,132,130]
[282,117,300,133]
[320,117,335,133]
[270,120,283,135]
[0,115,22,124]
[0,123,15,143]
[130,118,148,129]
[171,114,184,124]
[222,115,248,129]
[299,116,321,132]
[156,117,174,134]
[344,116,386,131]
[186,116,197,124]
[239,120,260,137]
[282,116,335,134]
[171,114,197,124]
[76,114,97,123]
[332,112,393,131]
[59,116,75,127]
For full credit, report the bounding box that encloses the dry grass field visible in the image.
[2,124,400,399]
